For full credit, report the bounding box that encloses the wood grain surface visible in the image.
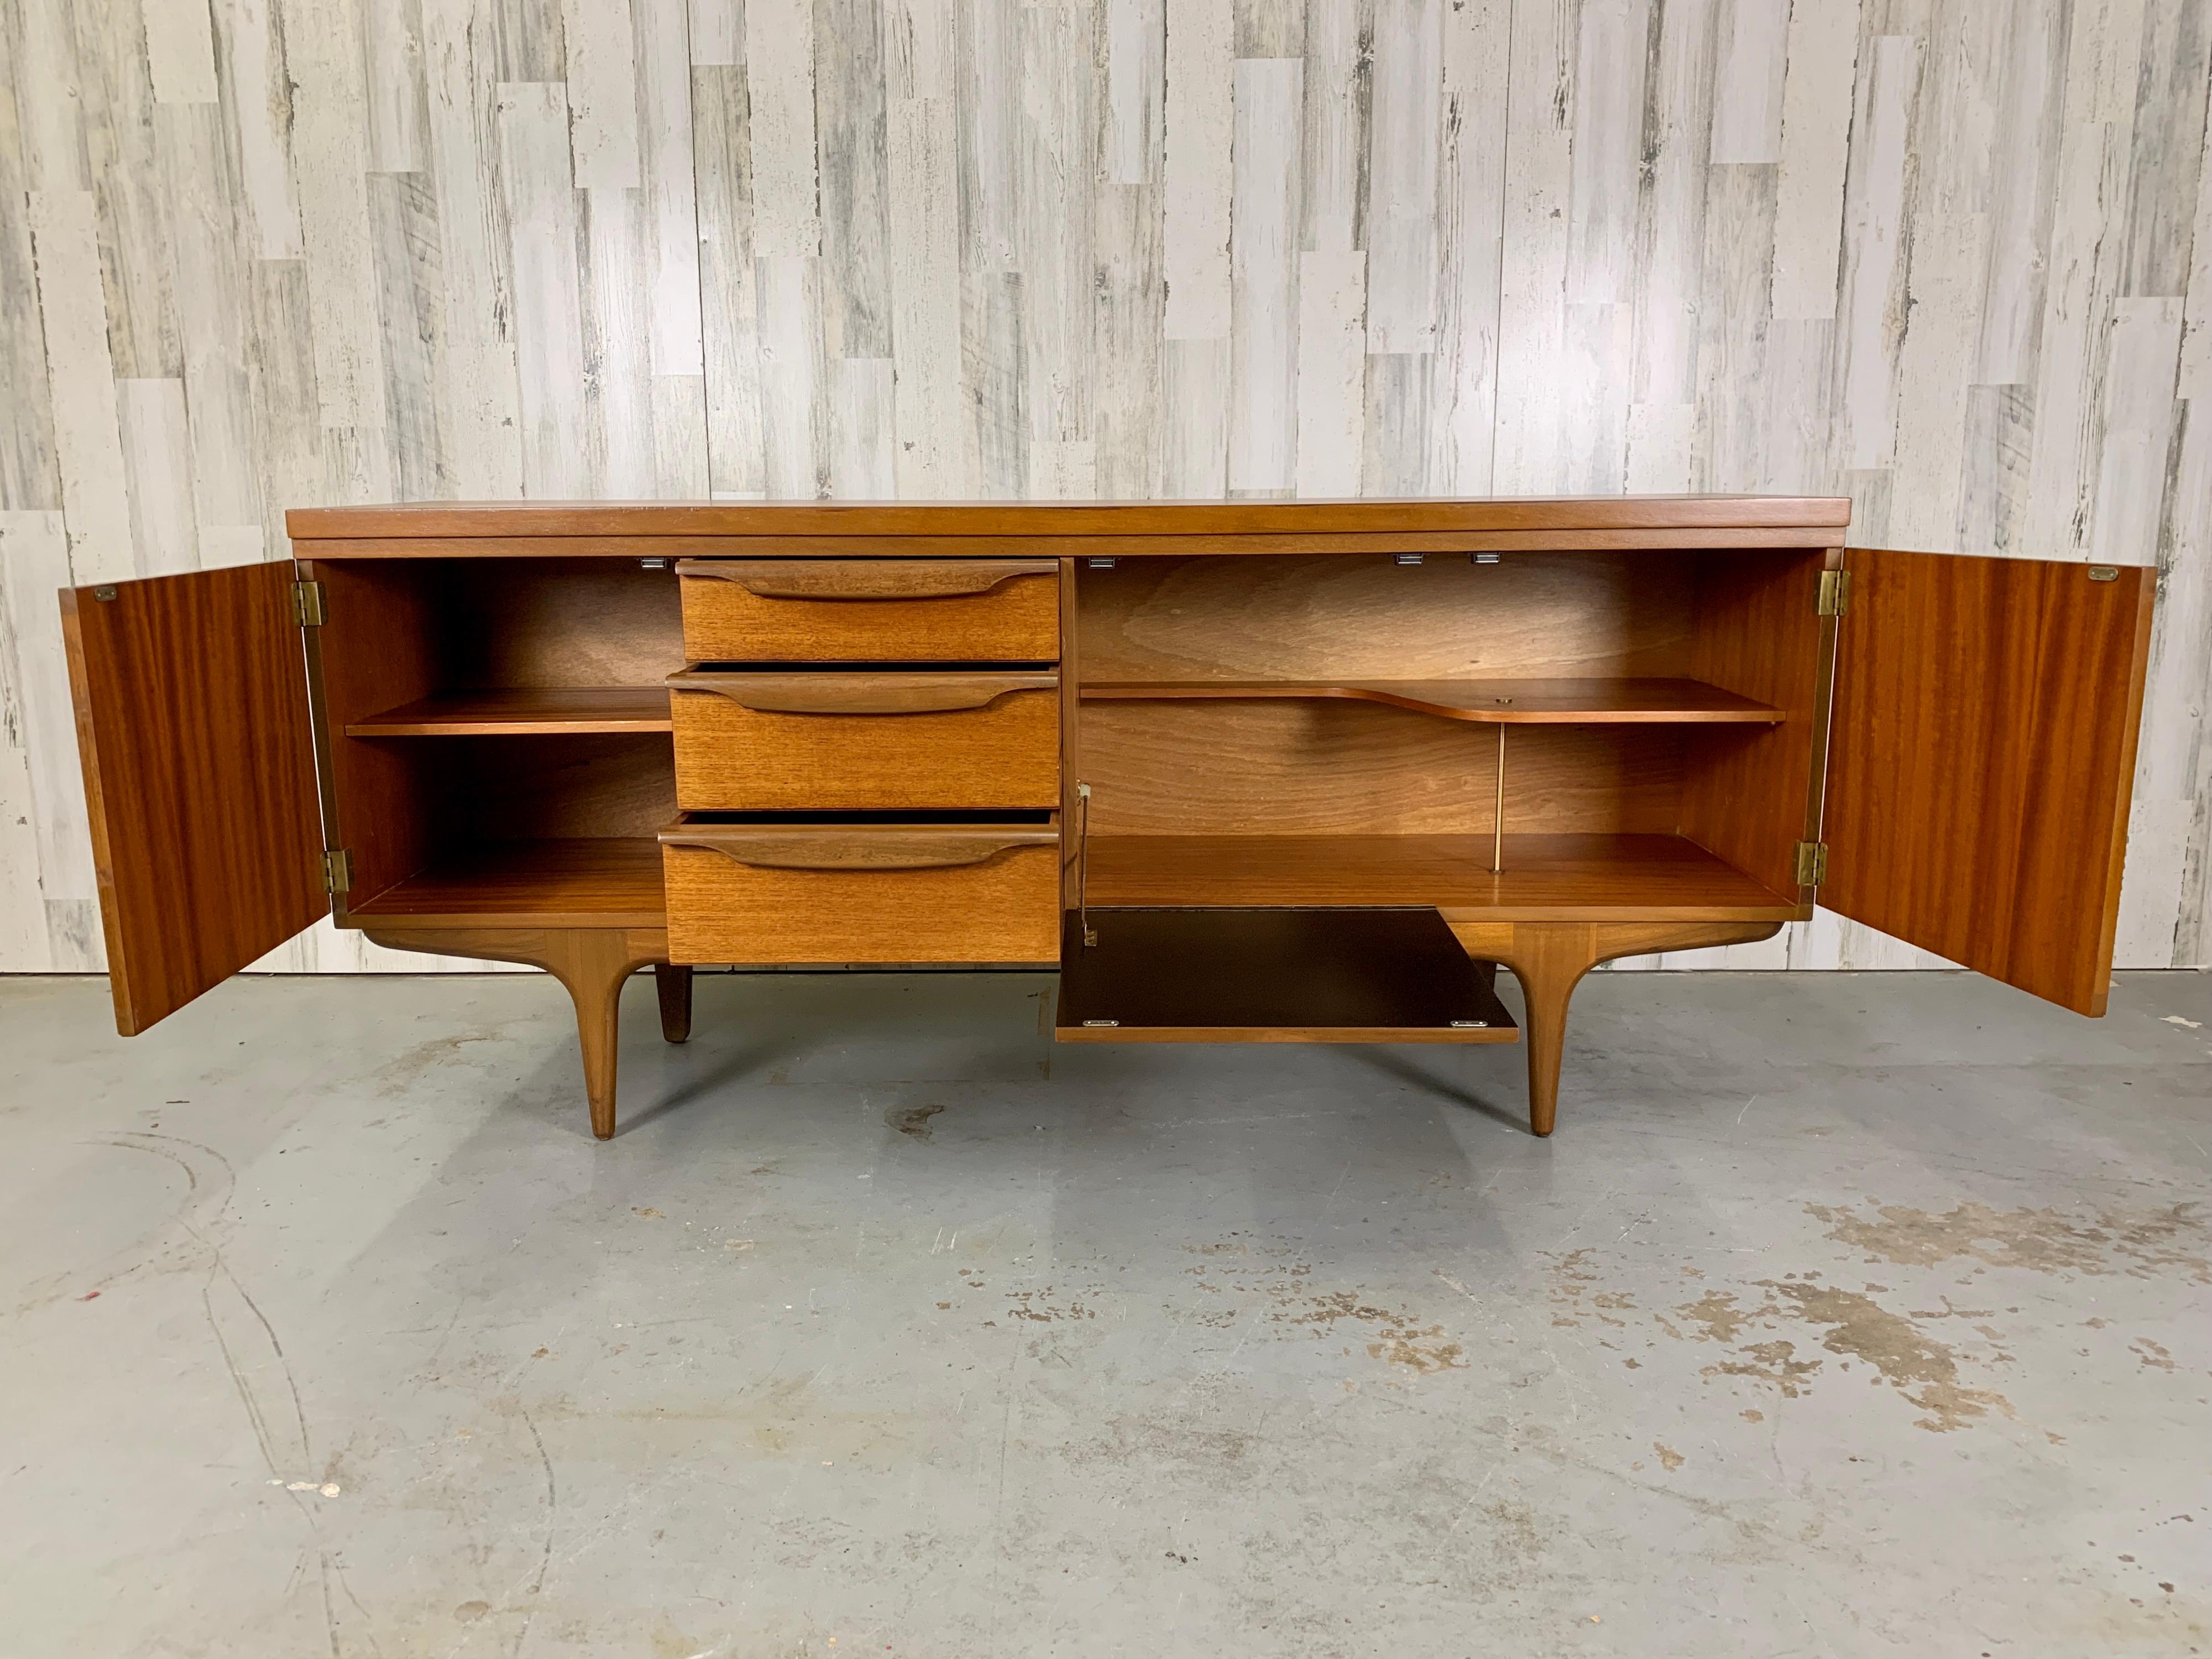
[297,557,441,913]
[1059,557,1085,907]
[666,670,1058,713]
[681,560,1060,660]
[412,735,680,844]
[676,557,1059,596]
[1676,548,1834,899]
[346,838,668,930]
[289,497,1854,539]
[1080,677,1784,723]
[660,820,1058,870]
[1079,700,1686,836]
[347,687,674,735]
[671,683,1059,811]
[1087,832,1802,919]
[303,528,1853,559]
[661,840,1060,964]
[426,559,686,688]
[1823,547,2156,1014]
[60,563,327,1032]
[1074,551,1698,681]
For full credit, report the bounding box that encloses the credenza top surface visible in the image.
[286,494,1854,544]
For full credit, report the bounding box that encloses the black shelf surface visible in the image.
[1054,906,1519,1044]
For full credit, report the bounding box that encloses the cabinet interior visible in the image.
[1071,549,1824,916]
[307,556,682,924]
[303,546,1824,931]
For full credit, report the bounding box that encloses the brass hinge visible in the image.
[294,579,327,627]
[1816,570,1851,617]
[322,848,353,894]
[1794,841,1828,887]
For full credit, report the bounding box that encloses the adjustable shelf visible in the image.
[1078,677,1784,724]
[348,838,667,928]
[346,688,673,736]
[1082,833,1801,921]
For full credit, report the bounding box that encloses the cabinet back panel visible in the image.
[423,735,678,841]
[1079,701,1682,835]
[430,560,685,687]
[1076,553,1696,681]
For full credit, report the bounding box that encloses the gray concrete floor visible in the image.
[1,967,2208,1658]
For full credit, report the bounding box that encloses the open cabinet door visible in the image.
[1822,548,2154,1015]
[61,562,328,1035]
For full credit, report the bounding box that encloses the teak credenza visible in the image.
[60,498,2155,1139]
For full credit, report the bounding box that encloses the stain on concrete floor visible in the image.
[1809,1197,2210,1280]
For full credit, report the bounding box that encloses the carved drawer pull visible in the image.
[674,559,1057,600]
[660,825,1059,871]
[667,671,1057,714]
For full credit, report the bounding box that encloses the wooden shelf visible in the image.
[1083,833,1801,921]
[1078,677,1784,724]
[347,688,673,736]
[348,838,666,928]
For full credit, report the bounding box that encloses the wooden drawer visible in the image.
[660,816,1061,964]
[668,670,1060,811]
[677,559,1060,662]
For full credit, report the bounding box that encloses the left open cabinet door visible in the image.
[61,562,329,1035]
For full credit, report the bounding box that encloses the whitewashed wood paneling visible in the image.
[0,510,99,969]
[1,0,2208,977]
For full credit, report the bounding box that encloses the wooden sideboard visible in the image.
[60,498,2155,1139]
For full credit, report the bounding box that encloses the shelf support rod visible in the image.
[1076,782,1097,946]
[1492,724,1506,873]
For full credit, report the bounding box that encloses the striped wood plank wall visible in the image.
[1,0,2208,975]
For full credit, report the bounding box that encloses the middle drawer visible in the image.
[668,669,1061,811]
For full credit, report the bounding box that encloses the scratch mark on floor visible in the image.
[512,1408,556,1659]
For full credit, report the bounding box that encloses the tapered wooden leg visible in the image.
[1506,927,1595,1138]
[362,925,667,1140]
[1445,920,1786,1137]
[655,963,693,1043]
[557,931,647,1140]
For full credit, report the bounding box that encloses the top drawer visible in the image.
[678,559,1060,662]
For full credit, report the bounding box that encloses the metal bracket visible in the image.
[294,579,328,628]
[322,848,353,894]
[1816,570,1850,617]
[1794,840,1827,887]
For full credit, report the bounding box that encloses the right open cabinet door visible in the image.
[1821,547,2156,1015]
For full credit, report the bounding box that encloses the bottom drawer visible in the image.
[660,812,1061,964]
